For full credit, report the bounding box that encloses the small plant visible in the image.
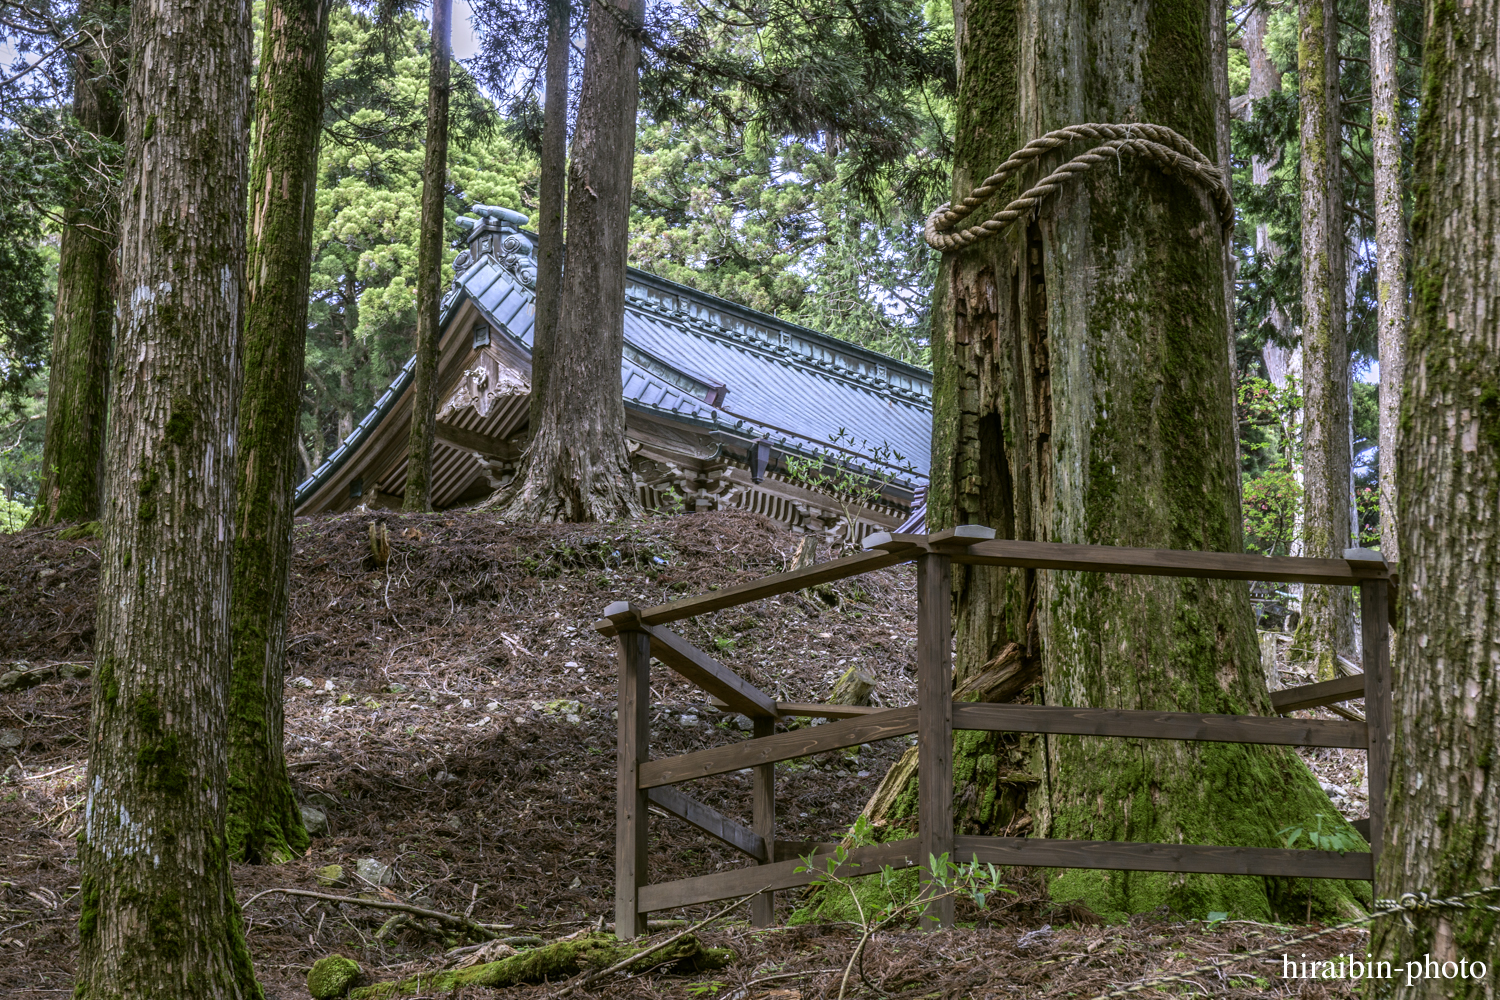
[798,816,1014,1000]
[686,981,725,996]
[1275,813,1365,854]
[781,429,919,552]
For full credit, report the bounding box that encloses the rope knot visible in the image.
[924,123,1233,252]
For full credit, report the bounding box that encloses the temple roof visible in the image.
[294,217,933,511]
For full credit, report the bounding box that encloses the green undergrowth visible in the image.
[341,933,734,999]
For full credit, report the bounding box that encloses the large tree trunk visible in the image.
[227,0,332,866]
[403,0,453,512]
[496,0,642,523]
[1370,0,1405,562]
[925,0,1366,922]
[75,0,257,992]
[30,0,127,527]
[1372,0,1500,986]
[1245,5,1292,343]
[527,0,570,431]
[1291,0,1354,678]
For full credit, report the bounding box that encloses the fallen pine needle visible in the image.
[240,886,513,940]
[548,888,769,998]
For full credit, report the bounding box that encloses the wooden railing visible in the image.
[594,527,1393,937]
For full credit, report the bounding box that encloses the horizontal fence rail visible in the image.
[603,531,1393,938]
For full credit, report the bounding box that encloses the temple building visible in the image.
[293,205,933,544]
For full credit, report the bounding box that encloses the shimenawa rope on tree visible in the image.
[924,123,1234,252]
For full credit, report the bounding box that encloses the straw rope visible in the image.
[923,123,1233,252]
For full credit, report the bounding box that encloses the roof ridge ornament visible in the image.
[453,205,537,290]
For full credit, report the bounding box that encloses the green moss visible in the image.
[147,888,185,961]
[308,954,362,999]
[137,466,159,522]
[347,933,733,999]
[164,403,193,446]
[97,657,118,707]
[77,876,101,942]
[57,521,100,540]
[142,114,156,141]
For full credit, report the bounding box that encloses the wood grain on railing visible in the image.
[953,836,1373,880]
[646,785,765,862]
[637,708,918,788]
[637,840,923,912]
[953,703,1367,749]
[1270,674,1367,713]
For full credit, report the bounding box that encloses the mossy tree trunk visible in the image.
[403,0,452,512]
[927,0,1367,922]
[227,0,332,866]
[1291,0,1354,679]
[75,0,258,990]
[497,0,643,523]
[1369,0,1404,563]
[527,0,570,430]
[30,0,128,527]
[1372,0,1500,987]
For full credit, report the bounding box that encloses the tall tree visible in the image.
[923,0,1365,920]
[1373,0,1500,983]
[403,0,454,511]
[227,0,333,865]
[1369,0,1404,562]
[1292,0,1352,678]
[30,0,128,526]
[74,0,257,993]
[527,0,569,427]
[495,0,643,521]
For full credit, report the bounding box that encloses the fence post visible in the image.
[1359,577,1391,866]
[615,627,651,939]
[751,715,776,926]
[917,551,954,929]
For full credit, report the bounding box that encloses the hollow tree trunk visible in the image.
[1291,0,1354,678]
[403,0,452,512]
[527,0,570,430]
[227,0,332,866]
[1370,0,1404,562]
[1372,0,1500,987]
[926,0,1366,922]
[496,0,643,523]
[30,0,127,527]
[75,0,256,991]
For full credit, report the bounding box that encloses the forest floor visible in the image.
[1,509,1371,999]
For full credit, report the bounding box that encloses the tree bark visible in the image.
[30,0,127,527]
[926,0,1366,921]
[1370,0,1404,563]
[1292,0,1354,678]
[528,0,570,432]
[1372,0,1500,986]
[75,0,257,991]
[403,0,453,512]
[1245,4,1292,344]
[228,0,332,866]
[495,0,643,523]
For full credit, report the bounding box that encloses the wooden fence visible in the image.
[594,527,1392,937]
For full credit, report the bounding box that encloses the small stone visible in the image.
[679,714,700,727]
[0,670,43,694]
[736,715,753,731]
[355,857,393,886]
[565,661,579,668]
[290,675,314,689]
[300,804,329,837]
[58,663,90,680]
[316,864,346,887]
[307,954,362,999]
[0,729,22,749]
[2,763,20,783]
[386,682,406,693]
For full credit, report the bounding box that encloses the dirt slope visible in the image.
[0,510,1364,999]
